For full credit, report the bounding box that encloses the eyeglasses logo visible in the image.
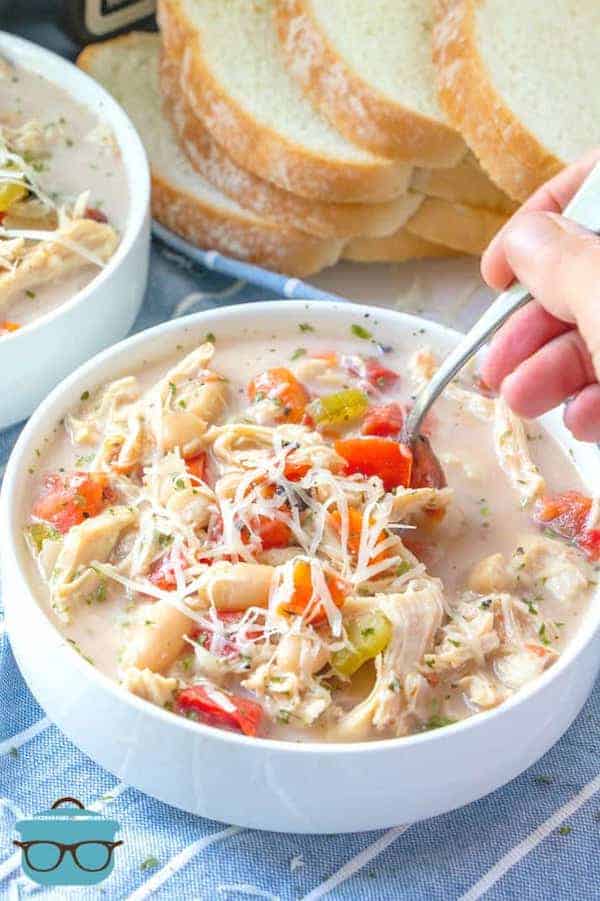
[14,796,122,887]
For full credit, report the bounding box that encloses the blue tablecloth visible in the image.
[2,234,600,901]
[2,12,600,901]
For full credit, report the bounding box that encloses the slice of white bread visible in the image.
[158,0,412,203]
[77,33,342,277]
[160,51,425,240]
[404,196,508,255]
[275,0,466,166]
[344,229,458,263]
[412,153,517,214]
[433,0,600,201]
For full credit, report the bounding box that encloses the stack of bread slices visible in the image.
[78,0,598,277]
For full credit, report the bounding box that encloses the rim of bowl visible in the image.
[0,30,150,344]
[3,300,600,756]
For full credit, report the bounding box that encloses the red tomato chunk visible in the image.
[362,403,404,437]
[364,357,399,388]
[176,684,263,736]
[535,491,600,561]
[32,471,113,533]
[334,437,412,490]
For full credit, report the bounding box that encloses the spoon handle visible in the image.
[404,160,600,442]
[404,283,531,438]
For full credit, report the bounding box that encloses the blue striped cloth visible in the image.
[2,238,600,900]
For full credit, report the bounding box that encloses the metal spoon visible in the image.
[404,160,600,445]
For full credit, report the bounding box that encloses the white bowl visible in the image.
[2,301,599,833]
[0,31,150,429]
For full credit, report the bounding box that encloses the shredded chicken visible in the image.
[0,218,118,310]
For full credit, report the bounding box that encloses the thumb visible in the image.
[503,210,600,378]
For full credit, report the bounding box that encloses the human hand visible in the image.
[481,148,600,442]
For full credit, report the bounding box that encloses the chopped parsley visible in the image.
[204,332,216,343]
[140,856,159,871]
[80,390,90,402]
[291,347,307,361]
[538,623,551,646]
[532,774,554,785]
[351,323,373,340]
[298,322,314,333]
[558,825,572,836]
[25,289,36,299]
[424,714,456,731]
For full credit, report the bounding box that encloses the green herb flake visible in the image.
[80,390,90,402]
[276,709,291,725]
[9,746,18,759]
[558,825,572,836]
[538,623,551,647]
[532,774,554,785]
[27,522,60,553]
[25,289,36,299]
[140,856,160,871]
[424,714,456,731]
[204,332,216,343]
[351,323,373,340]
[395,561,411,577]
[298,322,314,333]
[291,347,307,361]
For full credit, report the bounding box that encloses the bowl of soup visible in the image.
[0,31,150,429]
[2,300,599,832]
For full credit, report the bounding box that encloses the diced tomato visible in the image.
[85,206,108,223]
[185,452,206,481]
[534,491,600,560]
[409,435,447,489]
[32,471,112,533]
[364,357,399,389]
[148,548,187,591]
[281,559,345,624]
[334,437,413,491]
[1,320,20,333]
[243,515,293,551]
[362,402,404,437]
[176,684,263,736]
[284,458,311,481]
[247,367,309,423]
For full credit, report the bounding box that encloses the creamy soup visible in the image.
[0,61,128,336]
[24,320,599,742]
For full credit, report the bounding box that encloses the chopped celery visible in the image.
[309,389,369,430]
[0,182,27,212]
[27,522,61,553]
[332,610,392,677]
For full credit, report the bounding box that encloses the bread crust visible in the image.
[160,51,423,239]
[276,0,465,167]
[432,0,563,201]
[344,229,457,262]
[77,36,343,277]
[412,153,517,214]
[158,0,412,203]
[405,196,507,255]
